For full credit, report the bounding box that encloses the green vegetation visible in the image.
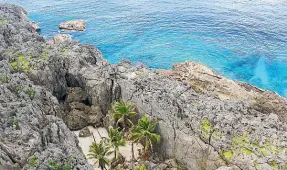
[112,101,137,131]
[130,115,160,160]
[24,87,36,100]
[10,85,36,100]
[9,119,20,130]
[29,155,39,168]
[220,150,233,162]
[135,164,147,170]
[11,55,33,72]
[0,74,9,83]
[107,127,126,159]
[200,119,212,139]
[48,160,60,169]
[88,140,113,170]
[268,161,279,170]
[200,119,222,141]
[0,19,8,25]
[48,157,72,170]
[87,101,163,169]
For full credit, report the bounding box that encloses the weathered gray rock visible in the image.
[0,4,93,170]
[53,34,72,43]
[79,127,92,137]
[59,20,86,31]
[115,60,287,170]
[216,166,234,170]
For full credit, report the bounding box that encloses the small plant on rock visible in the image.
[29,155,39,168]
[48,157,72,170]
[135,164,147,170]
[0,74,9,83]
[10,55,33,73]
[24,87,36,100]
[48,160,60,169]
[9,119,20,130]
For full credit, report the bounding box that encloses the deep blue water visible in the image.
[2,0,287,97]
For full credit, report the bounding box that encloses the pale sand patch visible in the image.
[74,126,142,170]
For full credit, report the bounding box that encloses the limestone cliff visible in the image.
[0,4,287,170]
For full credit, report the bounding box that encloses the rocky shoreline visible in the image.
[0,4,287,170]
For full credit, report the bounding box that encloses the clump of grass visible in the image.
[29,155,39,168]
[48,157,72,170]
[24,87,36,100]
[9,119,20,130]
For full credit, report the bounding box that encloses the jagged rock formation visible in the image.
[1,3,287,170]
[0,4,92,170]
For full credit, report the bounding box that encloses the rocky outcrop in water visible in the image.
[1,3,287,170]
[59,20,86,31]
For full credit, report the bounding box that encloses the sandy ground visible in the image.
[74,126,142,170]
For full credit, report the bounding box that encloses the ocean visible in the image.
[3,0,287,97]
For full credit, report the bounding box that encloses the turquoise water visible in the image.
[3,0,287,97]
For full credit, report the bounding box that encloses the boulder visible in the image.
[65,109,88,131]
[65,103,103,130]
[79,127,92,137]
[59,19,86,31]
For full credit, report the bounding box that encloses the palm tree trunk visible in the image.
[114,146,117,159]
[100,161,104,170]
[131,142,135,169]
[123,117,127,132]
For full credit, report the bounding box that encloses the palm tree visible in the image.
[112,101,137,131]
[107,126,126,159]
[88,139,113,170]
[131,115,161,160]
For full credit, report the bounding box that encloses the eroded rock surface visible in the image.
[53,34,72,43]
[0,4,92,170]
[1,3,287,170]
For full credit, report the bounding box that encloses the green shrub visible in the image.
[24,87,36,100]
[11,55,33,72]
[48,160,60,169]
[9,119,20,130]
[48,157,72,170]
[29,155,39,168]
